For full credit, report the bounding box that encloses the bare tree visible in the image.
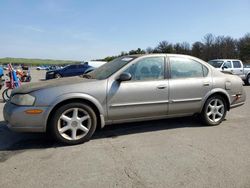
[238,33,250,62]
[192,41,204,58]
[155,41,173,53]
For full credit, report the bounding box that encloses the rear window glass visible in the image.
[170,57,204,78]
[233,61,242,68]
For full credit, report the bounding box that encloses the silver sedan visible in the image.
[3,54,246,145]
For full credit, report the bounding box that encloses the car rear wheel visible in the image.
[50,103,97,145]
[201,95,227,126]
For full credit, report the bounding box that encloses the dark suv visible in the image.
[45,64,94,80]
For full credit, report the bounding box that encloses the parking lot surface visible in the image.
[0,70,250,188]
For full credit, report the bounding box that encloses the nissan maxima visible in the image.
[3,54,246,145]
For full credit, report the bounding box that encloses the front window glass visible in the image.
[124,57,165,81]
[223,61,232,68]
[88,56,136,80]
[170,57,204,78]
[208,60,224,68]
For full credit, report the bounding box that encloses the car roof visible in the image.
[209,59,241,61]
[128,53,202,58]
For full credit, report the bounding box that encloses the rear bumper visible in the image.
[229,89,246,110]
[3,102,48,132]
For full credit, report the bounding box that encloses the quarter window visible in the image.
[124,57,165,81]
[170,57,206,78]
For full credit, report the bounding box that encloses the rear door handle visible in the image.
[157,85,167,89]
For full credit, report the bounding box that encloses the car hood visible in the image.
[46,69,62,73]
[12,76,97,94]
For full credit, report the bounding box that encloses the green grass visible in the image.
[0,57,81,66]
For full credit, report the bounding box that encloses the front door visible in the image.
[222,61,233,73]
[107,56,169,121]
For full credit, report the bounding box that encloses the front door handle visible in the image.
[203,82,210,86]
[157,85,167,89]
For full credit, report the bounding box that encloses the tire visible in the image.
[245,74,250,86]
[200,95,227,126]
[55,74,61,79]
[49,102,97,145]
[2,88,12,102]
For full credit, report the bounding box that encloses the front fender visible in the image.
[42,92,105,131]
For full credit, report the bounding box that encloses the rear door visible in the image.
[75,65,86,75]
[168,56,212,115]
[232,60,244,76]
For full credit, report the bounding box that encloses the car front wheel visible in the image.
[50,102,97,145]
[55,73,61,79]
[201,95,227,126]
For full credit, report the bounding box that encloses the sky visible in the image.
[0,0,249,61]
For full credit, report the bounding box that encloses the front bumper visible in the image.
[3,102,48,132]
[45,73,55,80]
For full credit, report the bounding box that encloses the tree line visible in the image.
[100,33,250,63]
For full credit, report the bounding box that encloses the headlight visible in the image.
[11,94,35,106]
[47,72,54,75]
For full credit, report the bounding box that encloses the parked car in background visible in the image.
[45,61,106,80]
[244,64,250,68]
[87,61,107,68]
[47,65,64,71]
[4,54,246,145]
[36,66,49,70]
[208,59,250,85]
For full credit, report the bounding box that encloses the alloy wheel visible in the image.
[57,108,91,141]
[206,98,225,123]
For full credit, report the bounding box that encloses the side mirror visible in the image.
[222,66,228,70]
[117,72,132,82]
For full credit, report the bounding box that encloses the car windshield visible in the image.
[87,56,136,80]
[208,60,224,68]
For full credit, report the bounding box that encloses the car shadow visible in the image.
[0,116,206,152]
[93,116,203,139]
